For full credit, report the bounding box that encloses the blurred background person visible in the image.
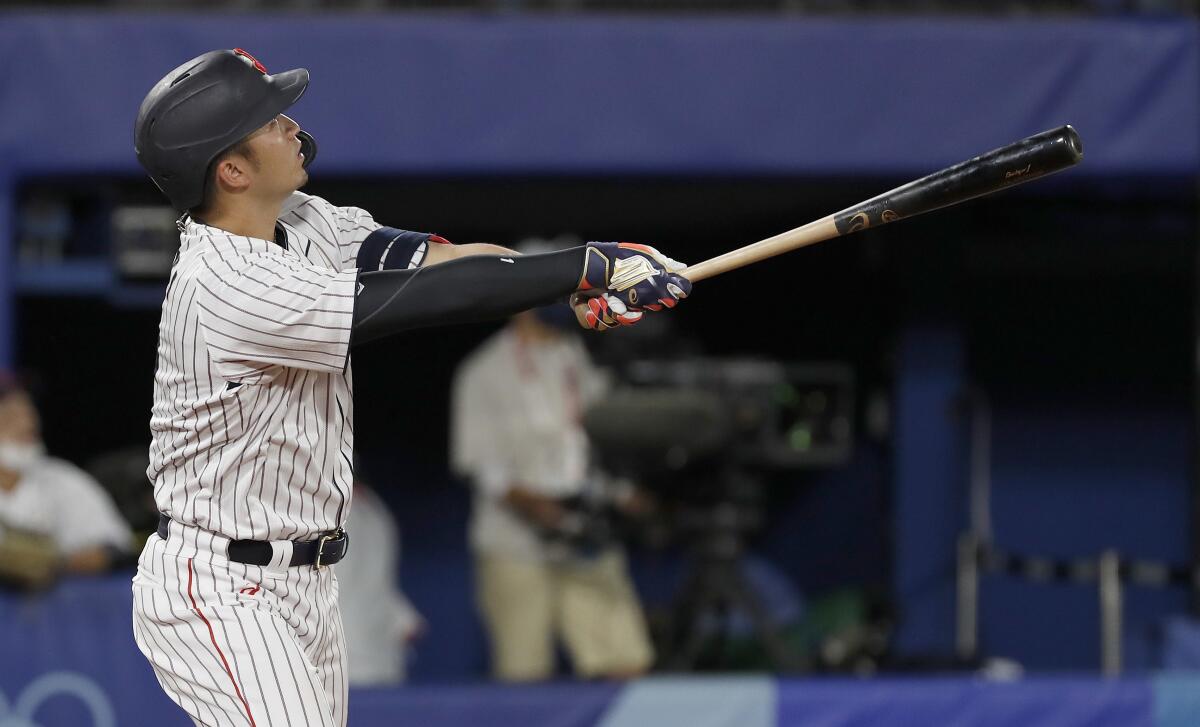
[0,372,132,587]
[451,239,655,682]
[338,474,426,687]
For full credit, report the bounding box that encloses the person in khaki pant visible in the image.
[451,296,654,682]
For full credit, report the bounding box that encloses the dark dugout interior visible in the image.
[14,176,1194,630]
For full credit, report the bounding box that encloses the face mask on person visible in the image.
[0,442,44,473]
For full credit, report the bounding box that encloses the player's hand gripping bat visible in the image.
[680,125,1084,283]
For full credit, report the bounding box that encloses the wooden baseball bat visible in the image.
[680,125,1083,283]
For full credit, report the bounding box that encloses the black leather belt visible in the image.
[157,515,349,569]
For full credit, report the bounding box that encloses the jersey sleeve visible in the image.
[332,203,383,267]
[194,251,358,376]
[279,192,383,269]
[283,192,450,271]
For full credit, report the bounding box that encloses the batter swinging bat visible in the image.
[680,125,1083,283]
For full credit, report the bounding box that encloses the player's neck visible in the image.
[200,197,285,243]
[0,468,19,492]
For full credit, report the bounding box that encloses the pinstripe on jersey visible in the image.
[138,190,436,727]
[146,192,389,542]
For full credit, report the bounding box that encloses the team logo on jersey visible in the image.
[233,48,268,75]
[0,670,116,727]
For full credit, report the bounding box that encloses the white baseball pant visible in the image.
[132,520,348,727]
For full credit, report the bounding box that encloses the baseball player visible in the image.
[129,48,690,727]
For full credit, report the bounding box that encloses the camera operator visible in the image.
[451,297,654,682]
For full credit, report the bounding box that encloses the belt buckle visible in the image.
[313,529,344,570]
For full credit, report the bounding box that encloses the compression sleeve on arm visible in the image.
[352,247,585,346]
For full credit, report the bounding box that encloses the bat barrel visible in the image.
[679,125,1083,285]
[833,125,1083,234]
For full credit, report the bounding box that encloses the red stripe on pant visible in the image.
[187,558,258,727]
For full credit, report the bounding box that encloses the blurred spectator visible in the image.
[0,373,132,588]
[451,247,655,682]
[86,444,159,540]
[338,478,425,686]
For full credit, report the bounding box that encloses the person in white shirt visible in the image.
[337,478,424,686]
[452,296,655,682]
[0,374,132,576]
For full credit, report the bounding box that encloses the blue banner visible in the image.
[0,14,1195,178]
[2,575,1198,727]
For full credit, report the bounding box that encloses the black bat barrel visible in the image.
[833,125,1083,234]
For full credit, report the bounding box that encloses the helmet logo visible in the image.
[233,48,268,75]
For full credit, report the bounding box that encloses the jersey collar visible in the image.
[181,218,291,255]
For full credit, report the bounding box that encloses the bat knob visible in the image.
[1062,125,1084,163]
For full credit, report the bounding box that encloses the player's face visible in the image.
[242,114,308,199]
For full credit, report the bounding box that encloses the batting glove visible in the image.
[578,242,692,313]
[570,292,643,331]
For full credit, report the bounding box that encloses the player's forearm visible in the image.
[448,242,518,258]
[422,241,519,268]
[351,248,584,345]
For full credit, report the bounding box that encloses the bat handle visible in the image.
[679,259,733,283]
[678,215,839,284]
[677,263,711,283]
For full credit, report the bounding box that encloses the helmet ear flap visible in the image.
[298,130,318,169]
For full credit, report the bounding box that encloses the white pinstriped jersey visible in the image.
[147,191,421,542]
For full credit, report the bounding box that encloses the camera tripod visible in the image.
[659,476,802,672]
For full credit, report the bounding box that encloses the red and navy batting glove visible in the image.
[571,292,643,331]
[578,242,692,313]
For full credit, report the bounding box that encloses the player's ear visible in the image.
[214,156,253,193]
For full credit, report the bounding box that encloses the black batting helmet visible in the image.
[134,48,318,211]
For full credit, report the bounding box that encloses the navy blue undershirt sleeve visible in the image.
[350,247,585,346]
